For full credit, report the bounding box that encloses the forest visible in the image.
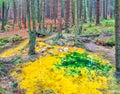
[0,0,120,94]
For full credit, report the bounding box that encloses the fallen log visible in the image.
[77,34,100,37]
[37,33,58,42]
[37,33,100,43]
[63,34,100,38]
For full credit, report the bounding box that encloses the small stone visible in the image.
[63,47,69,52]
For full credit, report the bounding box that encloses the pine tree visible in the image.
[13,0,17,24]
[84,0,90,26]
[64,0,70,33]
[41,0,45,29]
[22,0,26,28]
[1,1,5,31]
[57,0,62,38]
[74,0,78,44]
[37,0,40,28]
[96,0,100,24]
[115,0,120,72]
[69,0,73,26]
[26,0,36,55]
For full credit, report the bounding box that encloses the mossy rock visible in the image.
[96,36,115,46]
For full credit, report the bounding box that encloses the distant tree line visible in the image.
[0,0,115,31]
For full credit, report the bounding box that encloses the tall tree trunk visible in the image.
[100,0,103,19]
[89,0,92,22]
[31,0,36,30]
[105,0,108,19]
[103,0,106,19]
[57,0,62,39]
[96,0,100,24]
[115,0,120,72]
[78,0,82,25]
[13,0,17,24]
[84,0,90,26]
[53,0,57,27]
[0,7,1,21]
[26,0,31,31]
[64,0,70,32]
[40,0,43,28]
[110,0,114,19]
[84,0,86,22]
[26,0,36,55]
[9,8,13,19]
[74,0,78,43]
[80,0,83,19]
[92,0,96,20]
[69,0,73,26]
[50,0,54,19]
[110,0,112,19]
[74,0,78,26]
[29,0,36,55]
[4,2,10,25]
[42,0,45,29]
[1,1,5,31]
[18,0,22,29]
[22,0,26,28]
[37,0,41,29]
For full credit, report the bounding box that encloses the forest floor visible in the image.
[0,32,117,94]
[0,20,119,94]
[0,29,29,39]
[0,30,115,64]
[84,42,115,64]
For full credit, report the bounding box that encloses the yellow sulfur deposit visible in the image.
[0,39,28,57]
[11,42,115,94]
[0,39,115,94]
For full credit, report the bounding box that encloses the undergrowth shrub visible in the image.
[107,36,115,46]
[11,34,22,42]
[101,20,115,27]
[0,37,9,46]
[82,20,115,35]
